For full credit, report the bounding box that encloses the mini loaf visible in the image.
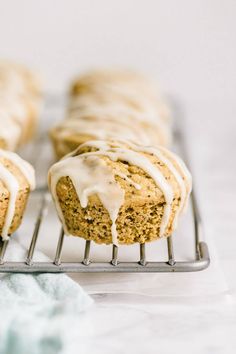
[49,69,171,159]
[0,60,41,151]
[0,149,35,240]
[70,68,170,124]
[50,115,169,160]
[48,140,192,245]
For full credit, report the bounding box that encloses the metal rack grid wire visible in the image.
[0,98,210,273]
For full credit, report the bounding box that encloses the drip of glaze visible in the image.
[68,96,171,145]
[77,140,192,230]
[116,141,192,229]
[53,116,152,146]
[158,146,192,212]
[0,164,19,240]
[70,79,165,125]
[0,149,35,189]
[0,62,41,150]
[49,155,126,245]
[0,149,35,240]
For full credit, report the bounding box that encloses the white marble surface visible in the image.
[67,100,236,354]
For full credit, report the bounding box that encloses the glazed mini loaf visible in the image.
[48,140,192,245]
[0,60,41,151]
[49,69,171,159]
[70,68,170,124]
[50,114,169,159]
[0,149,35,240]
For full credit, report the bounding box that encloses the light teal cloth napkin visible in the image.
[0,240,93,354]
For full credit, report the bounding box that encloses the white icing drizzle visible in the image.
[159,147,192,191]
[77,141,174,237]
[69,96,160,123]
[0,150,35,190]
[71,70,168,123]
[89,82,163,122]
[0,149,35,240]
[68,95,171,146]
[49,140,181,244]
[49,155,125,245]
[0,62,40,150]
[0,164,19,240]
[68,69,172,145]
[116,141,192,229]
[52,116,152,146]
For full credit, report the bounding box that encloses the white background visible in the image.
[0,0,235,101]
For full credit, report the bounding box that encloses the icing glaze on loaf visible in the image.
[71,68,170,122]
[0,61,41,150]
[69,92,165,124]
[51,116,154,146]
[48,140,191,245]
[66,69,172,147]
[0,149,35,240]
[68,93,171,146]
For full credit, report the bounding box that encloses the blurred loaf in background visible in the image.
[0,60,42,151]
[50,68,172,159]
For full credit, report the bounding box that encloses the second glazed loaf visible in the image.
[50,69,171,159]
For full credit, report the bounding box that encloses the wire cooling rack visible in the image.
[0,96,210,273]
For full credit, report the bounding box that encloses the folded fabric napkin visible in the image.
[0,240,93,354]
